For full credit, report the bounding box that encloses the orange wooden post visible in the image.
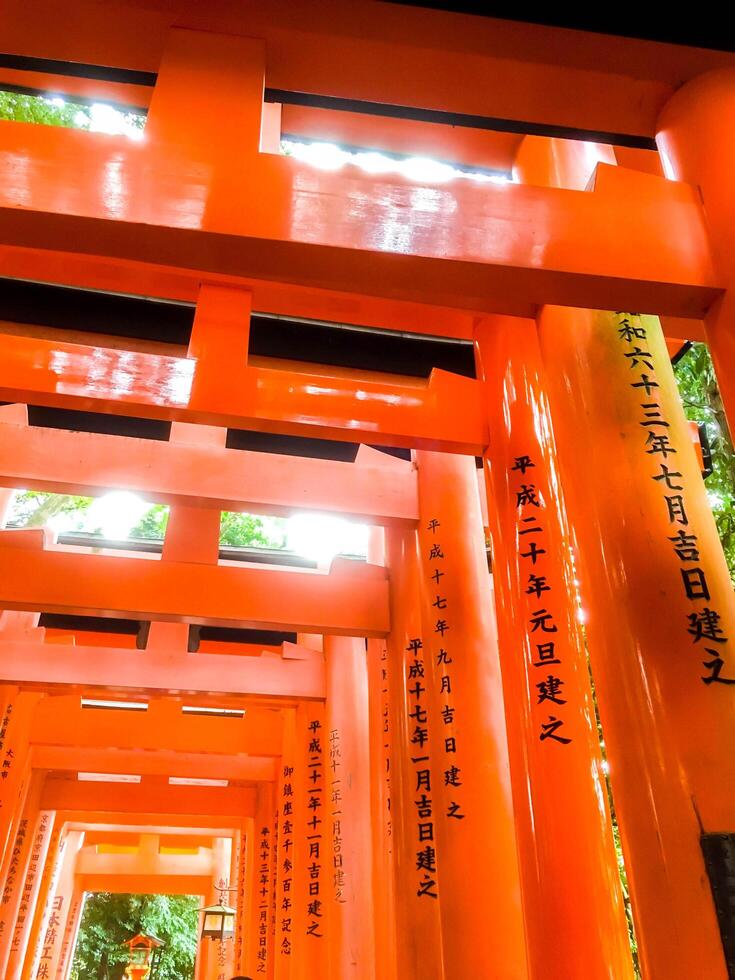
[188,284,252,408]
[291,700,329,980]
[474,315,634,979]
[537,307,735,979]
[6,810,55,980]
[274,710,297,978]
[156,284,251,628]
[657,69,735,433]
[234,827,248,974]
[229,832,242,975]
[0,695,40,901]
[201,837,235,980]
[384,527,445,980]
[323,635,376,980]
[414,450,529,980]
[0,772,44,975]
[56,886,85,980]
[0,688,25,862]
[366,528,397,980]
[247,786,276,979]
[34,829,84,980]
[512,134,616,190]
[20,823,65,980]
[0,406,27,528]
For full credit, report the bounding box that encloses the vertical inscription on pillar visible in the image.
[406,628,439,900]
[256,824,271,974]
[279,763,294,956]
[509,457,574,745]
[615,313,735,686]
[13,812,49,952]
[270,804,278,956]
[35,894,63,979]
[306,717,325,936]
[0,700,16,817]
[380,643,392,848]
[216,873,231,980]
[425,519,466,825]
[329,727,347,905]
[2,818,28,913]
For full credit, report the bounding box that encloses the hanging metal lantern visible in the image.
[200,902,237,941]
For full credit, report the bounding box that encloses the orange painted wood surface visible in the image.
[0,333,486,453]
[0,539,389,636]
[0,422,419,525]
[4,0,735,138]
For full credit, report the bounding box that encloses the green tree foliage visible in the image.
[129,504,170,540]
[9,491,93,529]
[220,510,287,548]
[673,342,735,582]
[69,893,199,980]
[0,90,91,128]
[0,88,145,134]
[8,491,287,548]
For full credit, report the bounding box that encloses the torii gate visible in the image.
[0,3,734,979]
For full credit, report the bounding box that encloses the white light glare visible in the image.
[89,102,145,141]
[49,97,65,108]
[182,706,245,718]
[353,150,401,175]
[401,156,455,183]
[81,698,148,711]
[287,514,368,564]
[282,139,510,186]
[78,772,142,783]
[169,777,229,787]
[86,491,148,539]
[287,140,350,171]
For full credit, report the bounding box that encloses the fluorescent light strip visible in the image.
[78,772,142,783]
[181,706,244,718]
[169,777,229,787]
[81,698,148,711]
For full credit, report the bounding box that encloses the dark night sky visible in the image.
[391,4,735,53]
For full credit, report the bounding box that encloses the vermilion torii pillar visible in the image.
[274,709,297,980]
[34,829,84,980]
[0,694,40,953]
[21,822,65,980]
[323,635,376,980]
[365,527,396,980]
[657,70,735,434]
[6,809,55,980]
[0,772,44,976]
[538,307,735,979]
[474,315,633,979]
[384,528,444,980]
[247,784,276,980]
[292,698,329,980]
[414,450,528,980]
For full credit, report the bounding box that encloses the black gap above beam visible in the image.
[38,612,140,634]
[265,89,657,151]
[0,52,658,148]
[27,406,171,441]
[0,54,157,86]
[190,625,297,650]
[0,278,475,379]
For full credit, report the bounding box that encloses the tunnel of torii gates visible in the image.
[3,5,735,980]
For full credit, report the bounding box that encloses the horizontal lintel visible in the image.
[0,537,390,636]
[0,422,419,526]
[0,640,325,702]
